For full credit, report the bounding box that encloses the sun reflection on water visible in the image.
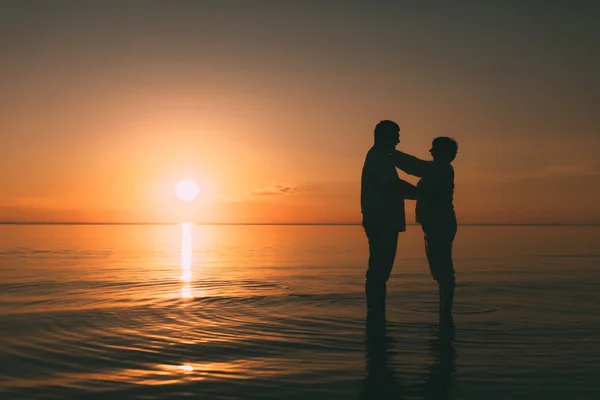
[180,222,193,298]
[179,364,194,372]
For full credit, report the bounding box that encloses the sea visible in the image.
[0,224,599,399]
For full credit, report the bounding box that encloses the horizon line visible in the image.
[0,222,598,227]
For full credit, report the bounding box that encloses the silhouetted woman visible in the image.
[392,137,459,324]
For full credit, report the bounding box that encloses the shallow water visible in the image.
[1,224,599,399]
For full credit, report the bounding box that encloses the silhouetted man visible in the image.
[361,120,417,316]
[392,137,458,323]
[360,317,404,399]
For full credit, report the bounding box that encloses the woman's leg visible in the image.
[425,225,456,321]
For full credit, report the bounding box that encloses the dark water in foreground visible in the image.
[1,225,599,399]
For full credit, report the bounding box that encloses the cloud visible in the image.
[216,196,250,204]
[213,183,300,204]
[513,163,600,181]
[540,164,599,176]
[460,162,600,184]
[251,183,299,196]
[2,197,57,207]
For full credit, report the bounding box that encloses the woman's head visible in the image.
[430,137,458,162]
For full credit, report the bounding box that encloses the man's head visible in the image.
[430,137,458,163]
[374,120,400,151]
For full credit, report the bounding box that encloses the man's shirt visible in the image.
[361,146,406,231]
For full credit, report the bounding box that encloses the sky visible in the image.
[1,1,599,224]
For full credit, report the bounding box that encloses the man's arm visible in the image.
[381,176,418,199]
[397,179,418,200]
[392,150,432,178]
[367,149,419,199]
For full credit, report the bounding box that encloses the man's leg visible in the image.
[364,224,399,314]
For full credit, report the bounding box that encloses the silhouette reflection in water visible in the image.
[421,323,456,400]
[361,314,404,399]
[361,315,456,400]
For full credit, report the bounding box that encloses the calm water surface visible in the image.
[1,225,599,399]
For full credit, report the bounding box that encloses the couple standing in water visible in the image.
[361,120,458,324]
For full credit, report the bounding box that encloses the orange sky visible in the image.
[1,2,599,224]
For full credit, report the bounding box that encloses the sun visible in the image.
[174,179,201,202]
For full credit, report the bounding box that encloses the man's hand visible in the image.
[397,179,418,200]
